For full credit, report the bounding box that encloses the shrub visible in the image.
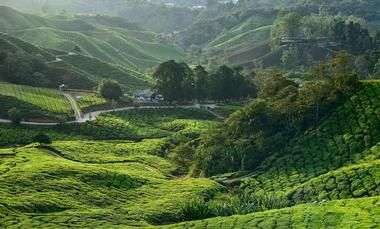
[7,107,22,124]
[33,133,52,146]
[210,193,289,216]
[180,193,289,221]
[179,197,212,221]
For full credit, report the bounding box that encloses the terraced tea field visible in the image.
[0,106,225,227]
[65,108,220,140]
[0,82,73,120]
[163,196,380,228]
[236,82,380,196]
[0,145,221,228]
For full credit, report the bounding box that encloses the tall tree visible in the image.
[98,80,123,100]
[193,65,209,101]
[153,60,193,102]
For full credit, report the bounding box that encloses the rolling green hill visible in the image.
[235,82,380,197]
[0,145,221,227]
[0,32,151,90]
[0,6,186,71]
[203,13,275,55]
[0,82,73,121]
[161,196,380,228]
[0,107,223,227]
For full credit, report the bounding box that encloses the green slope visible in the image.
[234,82,380,196]
[0,6,186,70]
[0,108,223,227]
[0,145,221,227]
[161,196,380,228]
[0,82,73,121]
[0,32,150,90]
[203,14,275,55]
[286,156,380,205]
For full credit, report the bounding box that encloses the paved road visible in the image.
[0,104,218,126]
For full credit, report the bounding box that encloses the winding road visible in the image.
[0,93,219,126]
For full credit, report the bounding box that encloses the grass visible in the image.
[0,108,220,148]
[0,31,151,91]
[204,13,275,55]
[58,53,152,90]
[50,139,175,174]
[0,5,186,71]
[160,196,380,228]
[66,90,112,113]
[0,82,73,120]
[64,108,221,140]
[205,25,272,54]
[0,145,222,227]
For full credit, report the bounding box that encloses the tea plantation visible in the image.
[237,82,380,196]
[0,82,73,120]
[163,196,380,228]
[0,82,379,227]
[0,107,224,227]
[0,146,221,228]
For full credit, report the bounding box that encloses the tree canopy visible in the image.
[97,80,123,100]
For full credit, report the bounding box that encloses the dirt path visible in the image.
[63,93,82,122]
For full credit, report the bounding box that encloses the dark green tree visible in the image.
[33,133,52,146]
[193,65,209,101]
[98,80,123,100]
[153,60,193,102]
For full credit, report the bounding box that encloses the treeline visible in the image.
[271,10,380,77]
[271,11,374,54]
[0,51,94,89]
[152,60,256,102]
[169,53,361,176]
[0,51,51,87]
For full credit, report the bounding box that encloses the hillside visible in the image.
[0,108,223,227]
[0,6,186,70]
[1,1,380,228]
[162,196,380,228]
[232,82,380,196]
[0,80,378,228]
[203,13,275,56]
[0,145,221,227]
[0,32,150,90]
[0,82,73,121]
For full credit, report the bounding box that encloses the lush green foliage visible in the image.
[0,146,221,227]
[153,61,256,102]
[240,82,380,196]
[0,32,148,90]
[97,80,123,100]
[0,6,186,70]
[32,133,52,145]
[63,108,219,141]
[190,54,362,176]
[0,107,220,147]
[0,82,72,120]
[162,196,380,228]
[7,107,21,124]
[180,193,289,221]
